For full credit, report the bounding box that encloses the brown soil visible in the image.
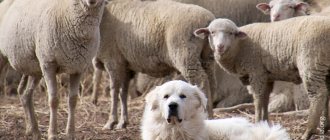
[0,90,329,140]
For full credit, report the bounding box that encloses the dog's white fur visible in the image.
[141,80,290,140]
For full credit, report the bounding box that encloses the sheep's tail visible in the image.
[252,121,290,140]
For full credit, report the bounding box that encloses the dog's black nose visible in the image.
[168,102,178,110]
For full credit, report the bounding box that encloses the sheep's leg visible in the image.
[322,96,330,132]
[0,54,8,76]
[92,68,102,105]
[301,74,328,140]
[19,75,41,139]
[249,75,273,122]
[65,73,81,140]
[201,40,216,118]
[116,71,133,129]
[179,61,213,117]
[103,77,119,130]
[0,56,8,94]
[18,75,28,96]
[103,63,121,130]
[323,74,330,132]
[41,64,58,140]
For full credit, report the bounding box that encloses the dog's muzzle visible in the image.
[167,102,182,124]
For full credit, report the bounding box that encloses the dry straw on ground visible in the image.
[0,73,329,139]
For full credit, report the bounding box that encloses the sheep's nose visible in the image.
[272,14,280,21]
[217,44,225,53]
[217,44,225,49]
[169,102,178,110]
[87,0,99,6]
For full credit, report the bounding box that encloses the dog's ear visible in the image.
[192,85,208,111]
[145,86,160,111]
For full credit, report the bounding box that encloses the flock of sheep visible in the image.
[0,0,329,139]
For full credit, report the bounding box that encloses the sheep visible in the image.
[303,0,330,14]
[0,0,21,96]
[255,0,310,112]
[0,0,14,24]
[256,0,309,22]
[157,0,270,26]
[153,0,311,111]
[146,0,307,111]
[258,0,330,18]
[91,0,298,113]
[92,0,269,108]
[194,17,330,139]
[255,0,330,113]
[0,0,105,139]
[126,67,252,108]
[93,0,216,130]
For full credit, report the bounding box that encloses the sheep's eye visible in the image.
[179,94,186,99]
[228,32,234,35]
[164,95,169,99]
[211,31,215,34]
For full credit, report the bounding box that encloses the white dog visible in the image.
[141,80,290,140]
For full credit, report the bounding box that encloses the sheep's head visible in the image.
[194,19,246,57]
[256,0,309,22]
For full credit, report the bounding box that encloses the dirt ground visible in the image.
[0,87,329,140]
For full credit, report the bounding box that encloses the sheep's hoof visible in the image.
[25,127,33,135]
[48,134,58,140]
[26,128,41,140]
[31,132,42,140]
[92,99,98,105]
[102,120,118,130]
[301,131,312,140]
[65,133,75,140]
[116,121,128,129]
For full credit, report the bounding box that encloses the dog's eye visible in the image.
[164,95,169,99]
[179,94,186,99]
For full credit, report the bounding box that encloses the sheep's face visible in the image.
[256,0,308,22]
[81,0,105,8]
[194,19,246,56]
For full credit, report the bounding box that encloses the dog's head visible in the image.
[145,80,207,125]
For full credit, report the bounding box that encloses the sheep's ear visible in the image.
[256,3,271,15]
[194,28,210,39]
[145,86,160,111]
[192,85,207,111]
[295,2,309,12]
[235,31,247,39]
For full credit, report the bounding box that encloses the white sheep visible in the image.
[0,0,105,139]
[167,0,310,112]
[255,0,330,113]
[260,0,330,17]
[137,0,308,111]
[92,0,270,109]
[0,0,14,24]
[256,0,309,22]
[304,0,330,14]
[255,0,310,112]
[91,0,269,110]
[158,0,270,26]
[0,0,22,96]
[94,0,216,130]
[128,68,252,109]
[194,17,330,139]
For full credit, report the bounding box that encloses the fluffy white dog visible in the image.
[141,80,290,140]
